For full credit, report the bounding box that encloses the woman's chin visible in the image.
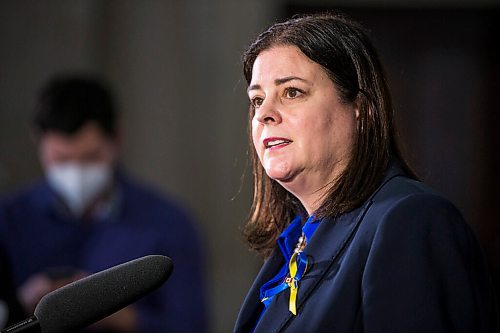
[264,167,296,183]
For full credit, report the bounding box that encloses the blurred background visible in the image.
[0,0,498,332]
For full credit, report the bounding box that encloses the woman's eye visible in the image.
[284,87,303,99]
[251,97,264,108]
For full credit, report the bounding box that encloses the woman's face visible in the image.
[249,45,358,212]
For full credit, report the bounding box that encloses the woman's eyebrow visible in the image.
[247,84,261,93]
[247,76,309,93]
[274,76,308,86]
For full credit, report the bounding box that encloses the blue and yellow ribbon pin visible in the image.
[286,252,308,315]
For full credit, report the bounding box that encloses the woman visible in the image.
[234,13,497,332]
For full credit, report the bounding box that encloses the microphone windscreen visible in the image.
[34,255,173,333]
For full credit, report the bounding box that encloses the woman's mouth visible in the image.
[263,137,292,149]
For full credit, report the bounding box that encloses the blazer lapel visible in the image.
[297,203,371,308]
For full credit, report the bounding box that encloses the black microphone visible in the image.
[2,255,173,333]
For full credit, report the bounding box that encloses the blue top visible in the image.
[0,172,208,333]
[258,215,320,316]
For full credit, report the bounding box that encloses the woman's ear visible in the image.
[354,95,361,120]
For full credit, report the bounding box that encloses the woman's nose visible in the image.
[254,98,282,125]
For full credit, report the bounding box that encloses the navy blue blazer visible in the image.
[234,166,497,332]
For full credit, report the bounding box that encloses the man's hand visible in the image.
[18,270,86,313]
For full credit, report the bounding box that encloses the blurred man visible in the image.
[0,74,207,332]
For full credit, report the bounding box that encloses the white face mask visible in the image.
[46,163,113,216]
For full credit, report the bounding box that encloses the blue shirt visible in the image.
[0,172,207,333]
[258,215,320,316]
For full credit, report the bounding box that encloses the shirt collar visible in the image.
[277,215,321,261]
[303,215,321,242]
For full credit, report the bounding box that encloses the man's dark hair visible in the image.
[33,74,117,137]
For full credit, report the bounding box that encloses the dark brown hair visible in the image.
[242,13,416,258]
[33,74,117,138]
